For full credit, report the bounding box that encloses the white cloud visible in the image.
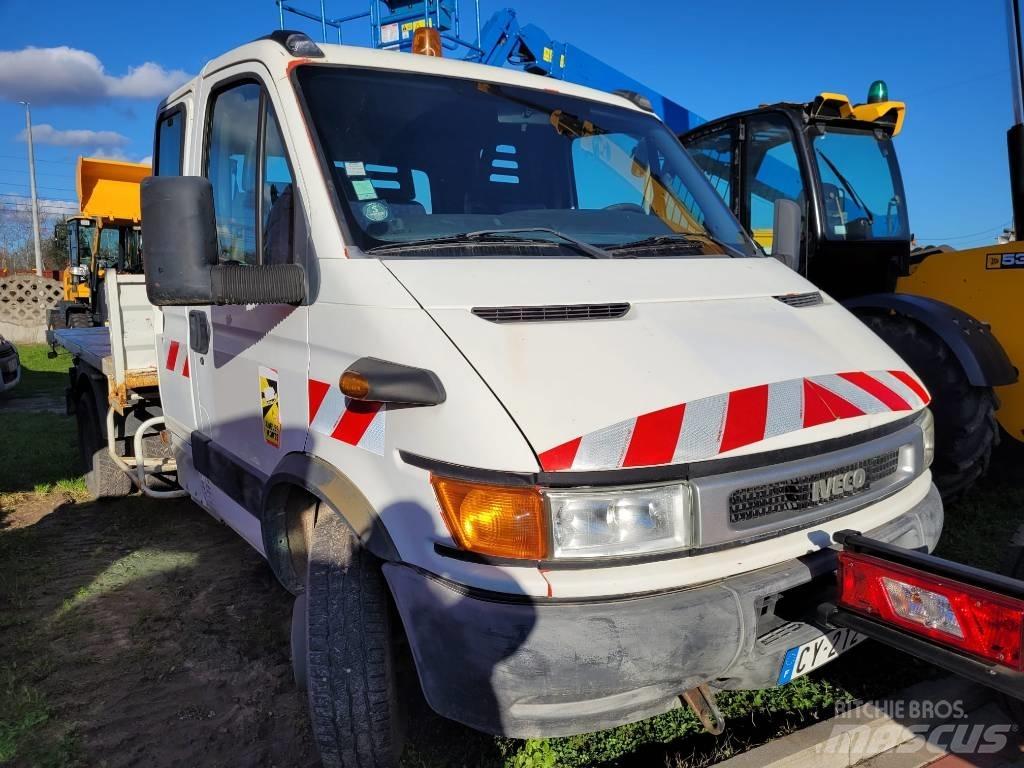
[19,123,129,149]
[107,62,189,100]
[0,46,190,106]
[138,155,153,166]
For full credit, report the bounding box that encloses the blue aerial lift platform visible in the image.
[274,0,704,133]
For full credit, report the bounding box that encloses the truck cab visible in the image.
[86,32,942,766]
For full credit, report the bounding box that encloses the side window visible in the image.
[743,115,806,255]
[154,108,185,176]
[685,128,734,207]
[206,82,261,265]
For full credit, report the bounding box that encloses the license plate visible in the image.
[778,628,865,684]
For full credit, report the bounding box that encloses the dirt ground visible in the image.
[0,491,318,768]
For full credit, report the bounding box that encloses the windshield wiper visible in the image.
[816,149,874,224]
[607,231,743,257]
[368,227,612,259]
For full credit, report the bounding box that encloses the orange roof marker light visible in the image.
[412,27,443,57]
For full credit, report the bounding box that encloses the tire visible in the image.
[47,306,66,331]
[862,313,999,499]
[305,513,404,768]
[75,389,133,500]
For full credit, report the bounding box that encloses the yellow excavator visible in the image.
[48,157,150,329]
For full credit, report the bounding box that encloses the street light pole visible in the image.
[19,101,44,276]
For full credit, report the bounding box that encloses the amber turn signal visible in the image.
[339,371,371,399]
[431,476,547,560]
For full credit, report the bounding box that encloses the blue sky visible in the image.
[0,0,1013,246]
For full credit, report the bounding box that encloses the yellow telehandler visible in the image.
[680,78,1024,499]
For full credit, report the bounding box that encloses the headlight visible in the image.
[545,483,690,559]
[917,408,935,469]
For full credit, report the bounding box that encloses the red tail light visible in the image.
[837,551,1024,671]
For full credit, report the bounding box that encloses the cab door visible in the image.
[188,69,309,495]
[151,99,198,440]
[738,112,810,263]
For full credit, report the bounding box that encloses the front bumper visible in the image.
[384,482,943,738]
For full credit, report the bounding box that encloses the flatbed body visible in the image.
[51,272,158,410]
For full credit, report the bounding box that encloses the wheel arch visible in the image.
[262,452,400,594]
[845,293,1018,388]
[72,363,108,428]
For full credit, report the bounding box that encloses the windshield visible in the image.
[811,126,909,242]
[296,66,756,258]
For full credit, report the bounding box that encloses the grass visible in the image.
[7,344,72,400]
[0,345,84,496]
[0,412,83,494]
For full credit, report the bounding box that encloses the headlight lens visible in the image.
[545,483,690,559]
[917,408,935,469]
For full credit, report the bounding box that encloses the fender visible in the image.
[844,293,1018,388]
[263,452,399,592]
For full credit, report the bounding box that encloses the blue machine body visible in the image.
[474,8,703,133]
[276,1,705,133]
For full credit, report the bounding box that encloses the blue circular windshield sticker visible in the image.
[363,200,390,222]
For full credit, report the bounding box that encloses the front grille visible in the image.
[472,303,630,323]
[774,292,823,308]
[728,450,901,524]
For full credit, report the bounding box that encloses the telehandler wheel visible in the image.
[861,314,999,499]
[46,306,65,331]
[75,390,133,500]
[68,311,92,329]
[305,512,405,768]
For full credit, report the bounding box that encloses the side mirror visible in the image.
[140,176,306,307]
[772,198,802,272]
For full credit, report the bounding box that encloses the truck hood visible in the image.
[385,258,930,472]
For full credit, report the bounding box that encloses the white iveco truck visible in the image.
[54,30,942,768]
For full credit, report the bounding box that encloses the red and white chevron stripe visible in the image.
[307,379,386,455]
[164,339,190,379]
[539,370,930,472]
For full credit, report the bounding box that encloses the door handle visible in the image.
[189,310,210,355]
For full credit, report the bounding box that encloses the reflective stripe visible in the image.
[809,373,889,414]
[766,378,805,438]
[720,385,770,453]
[674,392,728,462]
[310,384,347,436]
[574,418,637,470]
[888,369,931,405]
[872,370,924,409]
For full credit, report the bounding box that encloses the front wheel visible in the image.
[861,313,999,499]
[304,513,405,768]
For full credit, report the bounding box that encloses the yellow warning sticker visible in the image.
[260,366,281,448]
[402,18,427,38]
[543,47,553,63]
